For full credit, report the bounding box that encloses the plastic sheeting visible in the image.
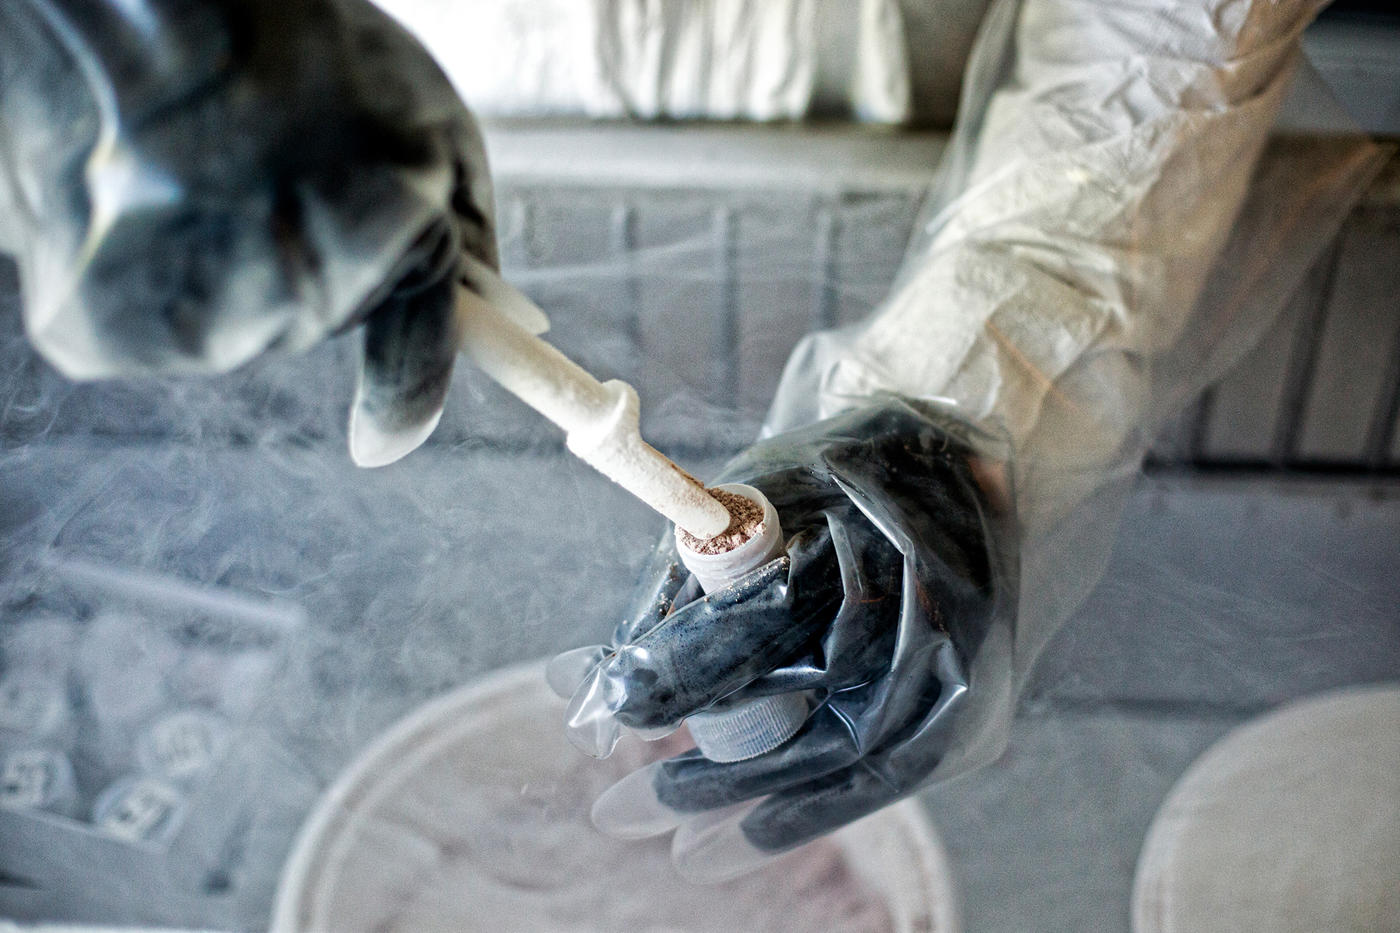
[536,0,1390,883]
[553,400,1005,877]
[531,0,1392,888]
[766,0,1390,779]
[0,0,1394,929]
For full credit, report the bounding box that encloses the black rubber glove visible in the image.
[0,0,497,465]
[549,397,1005,879]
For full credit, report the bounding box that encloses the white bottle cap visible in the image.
[674,483,808,762]
[685,692,810,763]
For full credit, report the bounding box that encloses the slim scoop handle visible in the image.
[453,273,731,541]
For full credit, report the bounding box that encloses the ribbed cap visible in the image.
[686,692,808,763]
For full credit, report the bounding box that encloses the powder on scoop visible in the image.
[680,489,765,555]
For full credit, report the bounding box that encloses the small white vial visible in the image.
[674,484,809,763]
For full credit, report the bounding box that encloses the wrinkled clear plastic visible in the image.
[553,0,1390,876]
[0,0,498,467]
[554,399,1009,877]
[0,0,1391,925]
[766,0,1391,780]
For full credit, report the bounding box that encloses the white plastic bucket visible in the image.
[273,660,960,933]
[1132,685,1400,933]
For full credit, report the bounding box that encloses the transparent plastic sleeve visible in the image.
[552,398,1011,878]
[552,0,1390,876]
[0,0,1391,920]
[766,0,1390,778]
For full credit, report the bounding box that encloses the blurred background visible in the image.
[0,0,1397,929]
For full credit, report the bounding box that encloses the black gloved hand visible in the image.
[549,398,1006,879]
[0,0,498,465]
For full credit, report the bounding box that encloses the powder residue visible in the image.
[680,489,764,555]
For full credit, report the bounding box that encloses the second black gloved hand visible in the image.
[0,0,499,466]
[549,398,1005,879]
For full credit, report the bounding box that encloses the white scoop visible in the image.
[453,262,731,541]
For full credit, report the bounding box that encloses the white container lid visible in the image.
[1132,685,1400,933]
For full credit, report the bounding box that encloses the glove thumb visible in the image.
[349,268,460,467]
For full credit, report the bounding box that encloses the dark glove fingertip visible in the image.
[613,543,691,645]
[739,766,886,855]
[349,270,458,467]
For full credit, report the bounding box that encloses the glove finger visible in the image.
[666,778,896,879]
[668,759,915,883]
[611,535,694,647]
[610,554,839,732]
[738,761,906,855]
[676,643,962,854]
[545,644,610,699]
[560,557,785,758]
[617,520,845,729]
[670,767,910,883]
[589,762,687,839]
[560,554,794,758]
[348,262,460,467]
[590,707,861,838]
[671,802,780,883]
[563,514,841,758]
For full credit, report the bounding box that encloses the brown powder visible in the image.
[680,489,765,555]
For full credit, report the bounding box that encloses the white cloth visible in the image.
[814,0,1323,455]
[373,0,912,122]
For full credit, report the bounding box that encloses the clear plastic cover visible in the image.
[554,398,1009,878]
[0,0,1392,926]
[766,0,1391,775]
[551,0,1390,881]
